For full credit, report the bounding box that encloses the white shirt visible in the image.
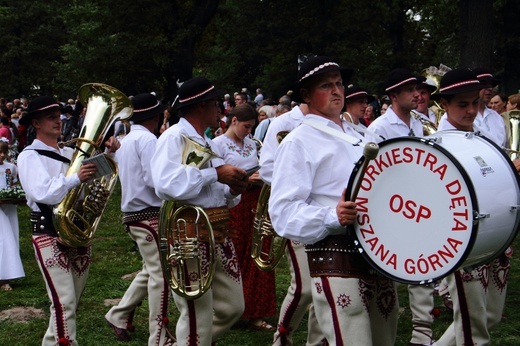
[151,117,240,209]
[259,106,304,184]
[268,114,364,244]
[213,134,258,170]
[437,113,485,133]
[17,139,80,212]
[413,108,436,124]
[475,106,507,147]
[115,124,162,212]
[367,106,424,143]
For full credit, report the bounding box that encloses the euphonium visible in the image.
[53,83,133,248]
[158,135,221,299]
[251,130,289,271]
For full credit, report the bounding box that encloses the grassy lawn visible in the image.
[1,182,519,345]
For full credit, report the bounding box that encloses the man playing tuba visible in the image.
[151,77,248,346]
[17,96,120,346]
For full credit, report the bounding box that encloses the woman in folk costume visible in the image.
[213,104,277,331]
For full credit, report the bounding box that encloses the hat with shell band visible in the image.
[172,77,224,111]
[131,93,167,122]
[430,68,484,101]
[344,86,375,103]
[384,68,419,93]
[20,96,61,126]
[472,67,500,87]
[293,56,354,103]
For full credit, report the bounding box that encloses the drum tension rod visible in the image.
[510,205,520,211]
[473,211,490,220]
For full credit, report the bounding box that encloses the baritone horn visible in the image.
[251,131,289,271]
[53,83,133,248]
[158,135,221,299]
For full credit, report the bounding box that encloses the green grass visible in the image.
[1,182,520,345]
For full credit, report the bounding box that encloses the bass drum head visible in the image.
[346,136,478,284]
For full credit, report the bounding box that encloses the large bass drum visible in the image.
[346,130,520,284]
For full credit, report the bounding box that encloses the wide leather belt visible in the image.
[123,207,161,224]
[30,212,58,237]
[176,206,231,244]
[306,234,378,279]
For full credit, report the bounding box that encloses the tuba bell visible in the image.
[421,64,452,125]
[158,135,221,299]
[53,83,133,248]
[251,130,289,271]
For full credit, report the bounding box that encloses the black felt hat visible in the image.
[430,68,484,101]
[472,67,501,87]
[20,96,60,126]
[131,93,166,122]
[293,56,354,103]
[417,76,438,94]
[384,68,419,93]
[172,77,224,111]
[344,86,375,103]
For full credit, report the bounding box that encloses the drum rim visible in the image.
[346,135,479,284]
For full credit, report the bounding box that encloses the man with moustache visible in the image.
[342,86,373,128]
[269,56,398,345]
[367,68,423,142]
[412,76,438,125]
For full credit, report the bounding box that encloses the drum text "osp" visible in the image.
[389,194,432,223]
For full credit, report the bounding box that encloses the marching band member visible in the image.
[105,93,174,345]
[370,68,437,346]
[269,56,398,345]
[17,96,119,346]
[413,77,438,125]
[343,86,374,129]
[151,77,248,346]
[367,68,423,142]
[259,91,327,345]
[473,67,508,147]
[433,68,510,346]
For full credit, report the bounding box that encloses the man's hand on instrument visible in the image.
[337,189,357,226]
[78,163,97,183]
[216,164,248,195]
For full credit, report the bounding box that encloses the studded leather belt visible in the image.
[306,234,378,279]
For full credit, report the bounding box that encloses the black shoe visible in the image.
[106,318,131,341]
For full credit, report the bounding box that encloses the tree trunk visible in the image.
[459,0,494,68]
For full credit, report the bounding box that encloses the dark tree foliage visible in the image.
[0,0,516,101]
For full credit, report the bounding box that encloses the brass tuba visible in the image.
[158,135,221,299]
[251,130,289,271]
[421,64,452,125]
[53,83,133,248]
